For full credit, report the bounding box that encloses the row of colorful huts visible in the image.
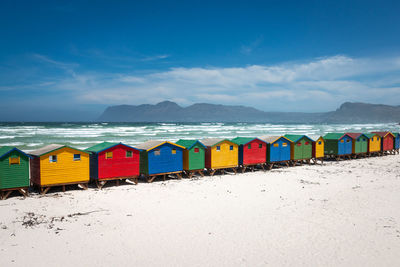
[0,131,399,199]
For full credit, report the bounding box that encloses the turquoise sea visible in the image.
[0,122,399,152]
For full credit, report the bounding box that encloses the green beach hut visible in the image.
[346,133,369,157]
[284,135,313,165]
[176,139,206,178]
[0,146,30,200]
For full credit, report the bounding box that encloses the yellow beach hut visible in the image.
[365,133,381,155]
[200,138,238,176]
[309,135,324,164]
[29,144,90,194]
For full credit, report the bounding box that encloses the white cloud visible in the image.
[7,55,400,112]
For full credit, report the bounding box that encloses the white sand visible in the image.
[1,155,400,266]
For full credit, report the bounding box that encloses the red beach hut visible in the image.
[85,142,141,188]
[231,137,267,172]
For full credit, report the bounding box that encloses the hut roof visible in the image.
[135,140,185,151]
[29,144,88,157]
[200,138,222,147]
[85,142,140,153]
[230,137,266,146]
[365,133,379,139]
[85,142,118,153]
[345,133,362,139]
[259,135,291,144]
[308,135,323,141]
[284,134,313,142]
[175,139,206,149]
[323,133,347,140]
[372,131,395,138]
[0,146,30,159]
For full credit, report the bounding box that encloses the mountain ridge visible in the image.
[98,101,400,123]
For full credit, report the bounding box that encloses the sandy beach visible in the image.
[1,155,400,266]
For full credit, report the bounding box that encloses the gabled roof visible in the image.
[85,142,140,153]
[29,144,88,157]
[345,132,363,139]
[175,139,206,149]
[365,133,380,139]
[230,137,267,146]
[259,135,292,144]
[0,146,31,159]
[323,133,349,140]
[200,138,236,147]
[308,135,323,141]
[284,134,313,142]
[135,140,185,151]
[372,131,395,138]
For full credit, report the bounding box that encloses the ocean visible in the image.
[0,122,399,152]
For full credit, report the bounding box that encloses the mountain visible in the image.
[98,101,400,123]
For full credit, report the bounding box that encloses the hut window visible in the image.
[371,137,374,141]
[106,152,113,159]
[346,140,350,143]
[230,145,233,150]
[297,143,302,146]
[377,137,380,141]
[340,140,344,143]
[282,143,287,147]
[171,149,176,154]
[194,148,199,153]
[318,141,322,145]
[49,155,57,163]
[273,143,279,147]
[73,154,81,161]
[216,146,220,151]
[9,157,20,165]
[154,149,160,156]
[357,138,360,142]
[259,144,262,148]
[305,141,309,145]
[363,138,366,141]
[248,144,251,149]
[126,151,133,158]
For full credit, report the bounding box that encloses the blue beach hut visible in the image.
[393,133,399,153]
[259,136,292,169]
[135,140,185,182]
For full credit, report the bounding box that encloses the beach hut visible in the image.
[85,142,141,189]
[0,146,30,200]
[323,133,353,159]
[200,138,238,176]
[284,135,313,165]
[175,139,206,178]
[135,140,184,182]
[308,135,325,164]
[29,144,90,194]
[345,133,369,157]
[365,133,381,156]
[393,133,399,154]
[259,136,292,169]
[231,137,267,172]
[372,131,395,154]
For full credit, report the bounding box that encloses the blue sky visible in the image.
[1,0,400,121]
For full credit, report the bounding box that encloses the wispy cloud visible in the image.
[3,55,400,112]
[140,54,170,62]
[241,36,264,55]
